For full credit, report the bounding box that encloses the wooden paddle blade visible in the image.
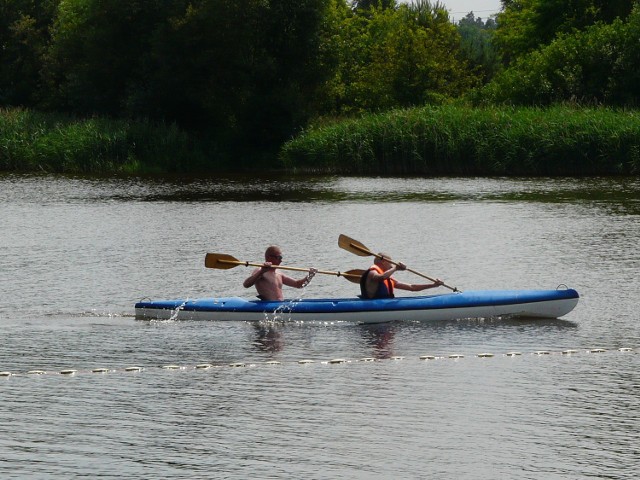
[338,234,373,257]
[204,253,241,269]
[341,269,366,284]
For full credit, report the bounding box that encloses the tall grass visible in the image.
[4,106,639,176]
[0,108,213,174]
[280,105,640,175]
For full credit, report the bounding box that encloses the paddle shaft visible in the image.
[219,258,326,275]
[207,254,362,281]
[344,238,459,292]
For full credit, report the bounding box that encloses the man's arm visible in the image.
[282,268,317,288]
[394,279,444,292]
[243,264,271,288]
[369,265,400,281]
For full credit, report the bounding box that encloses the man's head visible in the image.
[374,252,393,269]
[265,245,283,264]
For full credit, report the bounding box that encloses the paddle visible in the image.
[337,234,459,292]
[205,253,364,284]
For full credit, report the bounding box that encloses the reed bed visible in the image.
[280,105,640,175]
[0,108,210,174]
[4,106,639,176]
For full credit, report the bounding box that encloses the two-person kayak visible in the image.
[134,288,579,323]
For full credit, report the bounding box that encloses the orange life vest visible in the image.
[360,264,396,299]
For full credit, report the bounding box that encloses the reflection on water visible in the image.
[359,323,397,359]
[4,173,639,212]
[252,323,284,353]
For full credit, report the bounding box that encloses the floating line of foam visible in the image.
[0,347,634,378]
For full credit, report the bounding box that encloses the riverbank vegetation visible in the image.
[281,105,640,175]
[0,108,212,173]
[1,0,639,175]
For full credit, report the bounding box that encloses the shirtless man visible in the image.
[243,245,317,301]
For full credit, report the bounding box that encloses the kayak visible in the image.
[134,288,579,323]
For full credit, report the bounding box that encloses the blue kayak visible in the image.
[135,288,579,323]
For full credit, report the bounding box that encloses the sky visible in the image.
[398,0,502,22]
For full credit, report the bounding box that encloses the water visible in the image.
[1,173,639,478]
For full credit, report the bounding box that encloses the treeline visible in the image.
[1,0,478,170]
[1,0,640,174]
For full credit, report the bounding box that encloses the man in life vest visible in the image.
[243,245,317,301]
[360,252,444,299]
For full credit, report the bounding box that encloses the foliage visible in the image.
[0,0,60,106]
[476,4,640,106]
[321,1,479,115]
[24,0,331,168]
[0,107,211,174]
[494,0,635,64]
[281,104,640,175]
[3,0,640,175]
[457,12,501,83]
[45,0,179,116]
[352,0,397,9]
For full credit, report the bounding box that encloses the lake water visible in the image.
[1,173,639,479]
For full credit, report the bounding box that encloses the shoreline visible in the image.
[2,105,639,176]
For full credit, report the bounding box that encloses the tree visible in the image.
[457,12,501,83]
[40,0,332,165]
[478,4,640,107]
[44,0,177,114]
[0,0,59,106]
[493,0,635,65]
[352,0,396,10]
[323,1,479,114]
[140,0,332,163]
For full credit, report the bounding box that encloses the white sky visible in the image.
[398,0,502,22]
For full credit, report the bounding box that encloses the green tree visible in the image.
[41,0,331,165]
[44,0,176,114]
[611,3,640,104]
[352,0,397,10]
[241,0,333,155]
[478,4,640,106]
[457,12,501,83]
[128,0,332,165]
[494,0,635,64]
[0,0,59,106]
[323,0,478,115]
